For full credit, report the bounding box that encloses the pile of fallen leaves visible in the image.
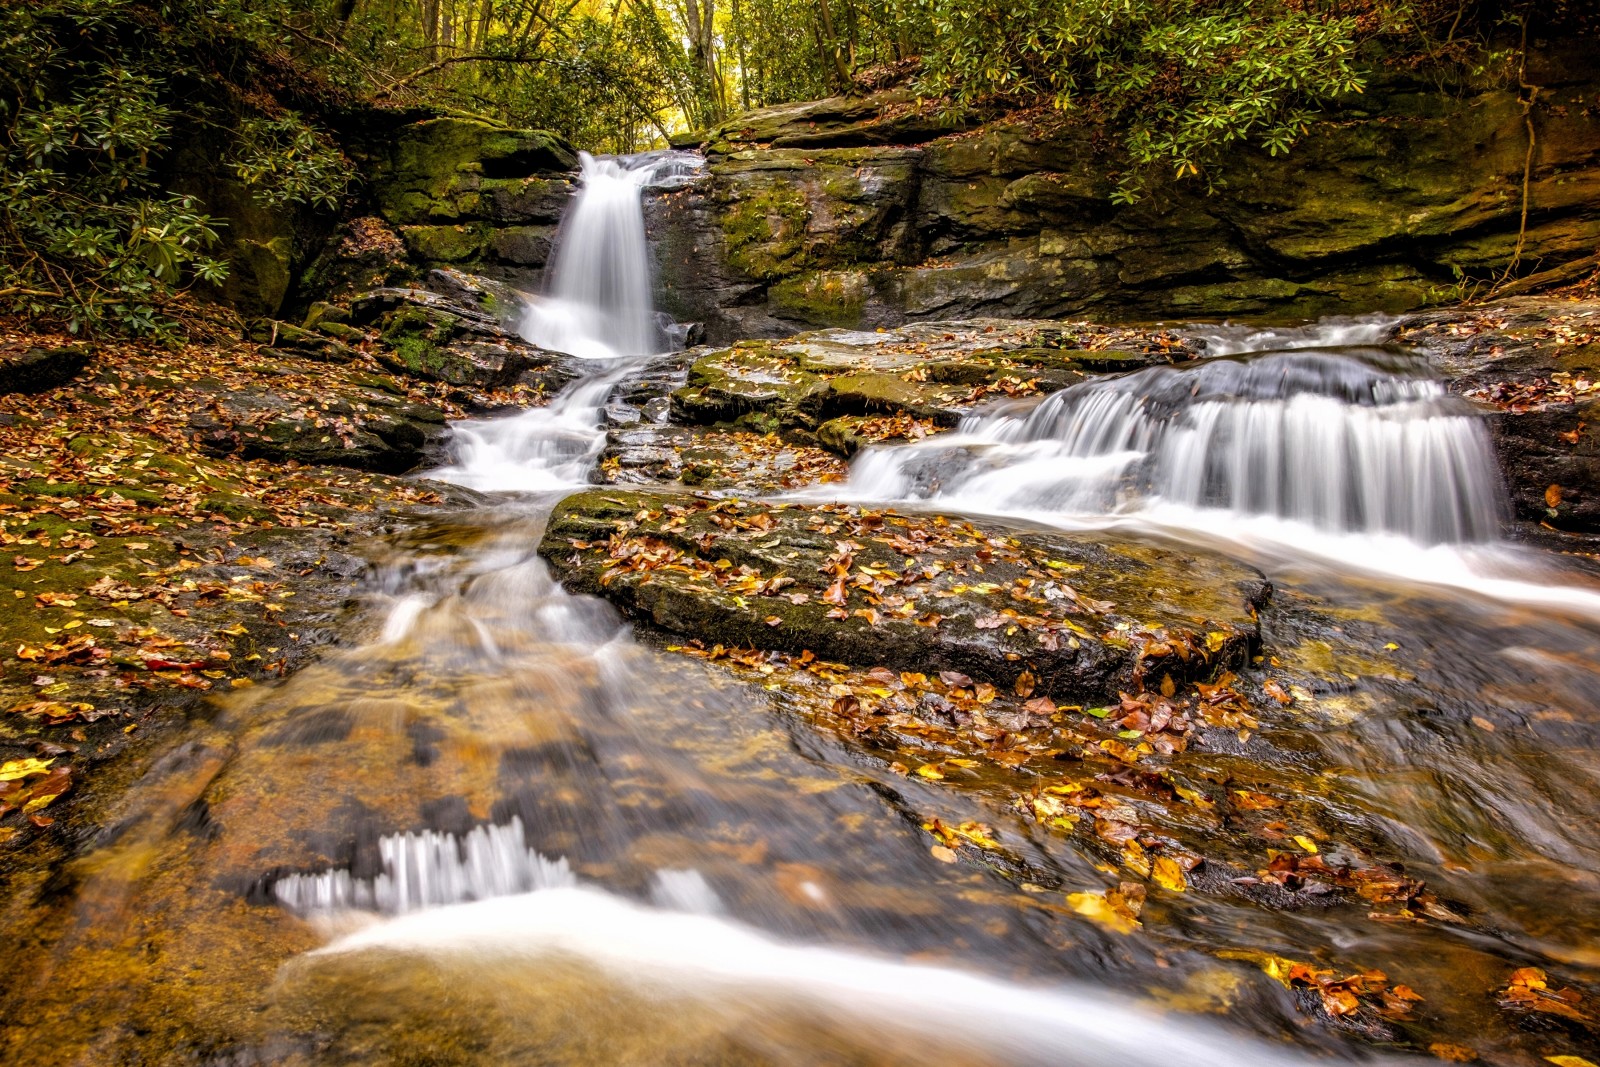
[0,310,471,840]
[1465,370,1600,412]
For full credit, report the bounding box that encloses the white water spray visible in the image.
[303,881,1360,1067]
[851,345,1505,545]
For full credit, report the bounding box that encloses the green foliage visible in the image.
[0,0,353,335]
[915,0,1365,200]
[229,114,356,210]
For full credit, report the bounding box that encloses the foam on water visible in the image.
[305,883,1367,1067]
[427,151,692,493]
[523,152,663,359]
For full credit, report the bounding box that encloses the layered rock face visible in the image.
[360,117,579,284]
[647,53,1600,342]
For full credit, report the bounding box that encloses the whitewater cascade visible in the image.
[427,151,695,493]
[851,325,1507,545]
[522,150,698,359]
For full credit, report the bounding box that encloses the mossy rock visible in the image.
[375,119,577,227]
[768,271,869,329]
[540,490,1269,702]
[398,224,492,264]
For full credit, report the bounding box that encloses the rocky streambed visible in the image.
[3,277,1600,1066]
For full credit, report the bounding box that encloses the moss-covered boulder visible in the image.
[373,118,576,226]
[540,490,1269,702]
[668,319,1177,451]
[348,271,571,394]
[365,117,576,277]
[655,48,1600,340]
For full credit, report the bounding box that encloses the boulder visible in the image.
[364,117,577,278]
[668,319,1176,450]
[540,490,1270,703]
[652,49,1600,341]
[349,271,572,394]
[189,377,448,474]
[0,345,91,393]
[1404,297,1600,533]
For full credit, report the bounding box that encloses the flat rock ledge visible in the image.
[540,490,1270,703]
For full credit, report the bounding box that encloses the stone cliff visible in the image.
[641,50,1599,341]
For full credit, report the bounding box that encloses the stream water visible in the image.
[5,153,1599,1066]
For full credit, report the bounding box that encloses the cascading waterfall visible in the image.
[274,818,575,914]
[524,152,662,359]
[850,330,1508,546]
[427,151,695,493]
[269,150,1353,1067]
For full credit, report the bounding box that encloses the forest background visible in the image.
[1,0,1594,333]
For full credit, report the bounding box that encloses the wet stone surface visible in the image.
[540,490,1267,702]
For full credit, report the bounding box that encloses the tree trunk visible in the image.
[815,0,851,92]
[422,0,440,61]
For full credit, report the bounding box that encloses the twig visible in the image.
[1491,16,1540,294]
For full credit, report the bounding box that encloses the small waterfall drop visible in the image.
[429,151,694,493]
[524,151,678,359]
[850,330,1507,546]
[274,818,575,915]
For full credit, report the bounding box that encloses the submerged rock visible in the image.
[540,490,1269,702]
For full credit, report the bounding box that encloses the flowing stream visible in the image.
[6,153,1600,1067]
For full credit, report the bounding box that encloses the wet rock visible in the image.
[540,490,1269,702]
[0,345,92,394]
[1404,297,1600,533]
[668,319,1171,451]
[347,272,572,395]
[189,375,449,474]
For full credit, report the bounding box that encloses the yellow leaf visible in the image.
[1293,835,1319,853]
[1068,891,1138,934]
[0,757,53,782]
[1546,1057,1598,1067]
[915,764,944,780]
[1152,856,1187,892]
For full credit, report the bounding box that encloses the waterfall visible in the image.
[428,151,695,492]
[274,818,575,915]
[523,152,669,359]
[850,331,1508,546]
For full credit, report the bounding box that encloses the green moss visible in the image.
[768,271,868,328]
[398,224,490,264]
[720,182,811,281]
